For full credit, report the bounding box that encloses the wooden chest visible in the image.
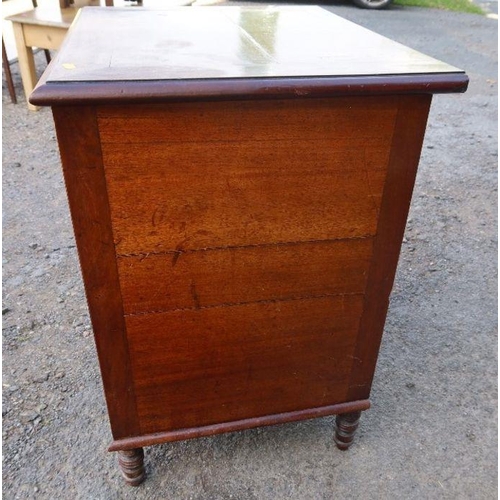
[31,6,467,485]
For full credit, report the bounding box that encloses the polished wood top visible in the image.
[47,6,462,81]
[31,6,468,105]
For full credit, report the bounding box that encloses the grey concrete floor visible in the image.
[2,3,497,499]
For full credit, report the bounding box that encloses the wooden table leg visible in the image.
[11,22,39,111]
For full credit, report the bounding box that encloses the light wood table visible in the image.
[6,1,194,110]
[7,5,87,111]
[31,6,468,486]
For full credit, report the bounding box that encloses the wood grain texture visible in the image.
[346,94,433,401]
[98,97,397,143]
[100,98,394,255]
[126,295,364,434]
[51,106,139,439]
[118,238,373,315]
[23,24,68,50]
[108,399,371,451]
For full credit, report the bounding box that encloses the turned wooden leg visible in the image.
[334,411,361,451]
[117,448,145,486]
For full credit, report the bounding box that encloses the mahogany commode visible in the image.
[31,6,468,486]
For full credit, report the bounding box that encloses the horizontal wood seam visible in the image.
[98,136,393,146]
[116,235,374,259]
[108,399,371,451]
[124,292,365,317]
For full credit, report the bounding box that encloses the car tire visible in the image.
[352,0,393,9]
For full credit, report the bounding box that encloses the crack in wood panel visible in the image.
[117,238,373,315]
[123,291,365,317]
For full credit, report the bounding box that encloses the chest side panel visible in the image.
[99,98,395,254]
[98,97,396,434]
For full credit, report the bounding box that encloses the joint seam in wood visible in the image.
[124,291,364,317]
[116,235,373,259]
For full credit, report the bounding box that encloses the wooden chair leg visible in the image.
[11,22,39,111]
[2,38,17,104]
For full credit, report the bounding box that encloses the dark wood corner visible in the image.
[51,106,140,439]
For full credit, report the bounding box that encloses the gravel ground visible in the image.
[2,3,497,499]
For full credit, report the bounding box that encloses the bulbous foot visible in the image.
[117,448,145,486]
[334,411,361,450]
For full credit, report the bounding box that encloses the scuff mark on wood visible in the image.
[172,240,188,267]
[190,280,201,310]
[171,250,182,267]
[151,206,166,228]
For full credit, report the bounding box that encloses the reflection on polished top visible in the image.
[46,6,462,82]
[30,6,468,105]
